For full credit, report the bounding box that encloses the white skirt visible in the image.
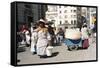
[37,46,47,55]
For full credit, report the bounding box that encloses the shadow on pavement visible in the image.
[78,47,89,50]
[48,52,59,58]
[53,43,62,47]
[17,47,26,53]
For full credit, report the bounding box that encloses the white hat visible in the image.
[39,19,45,23]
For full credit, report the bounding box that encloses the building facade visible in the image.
[17,3,47,27]
[81,7,96,27]
[46,5,77,28]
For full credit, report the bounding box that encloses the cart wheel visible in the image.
[68,45,78,51]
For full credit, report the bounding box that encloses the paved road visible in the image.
[17,38,96,65]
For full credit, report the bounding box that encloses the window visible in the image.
[65,15,67,18]
[65,20,68,23]
[60,21,62,24]
[71,10,73,12]
[74,15,76,18]
[71,20,73,24]
[64,10,67,13]
[24,4,31,8]
[74,10,76,13]
[59,6,61,8]
[74,20,77,24]
[59,11,61,13]
[65,27,68,29]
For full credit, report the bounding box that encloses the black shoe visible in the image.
[32,52,37,55]
[34,52,37,54]
[26,44,30,47]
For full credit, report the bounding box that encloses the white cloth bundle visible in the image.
[25,31,30,44]
[65,29,81,39]
[46,46,53,56]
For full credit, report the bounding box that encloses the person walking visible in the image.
[30,26,38,55]
[81,25,89,40]
[57,28,64,43]
[81,25,89,49]
[36,19,51,58]
[48,25,55,46]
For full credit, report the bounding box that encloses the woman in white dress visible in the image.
[36,20,51,58]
